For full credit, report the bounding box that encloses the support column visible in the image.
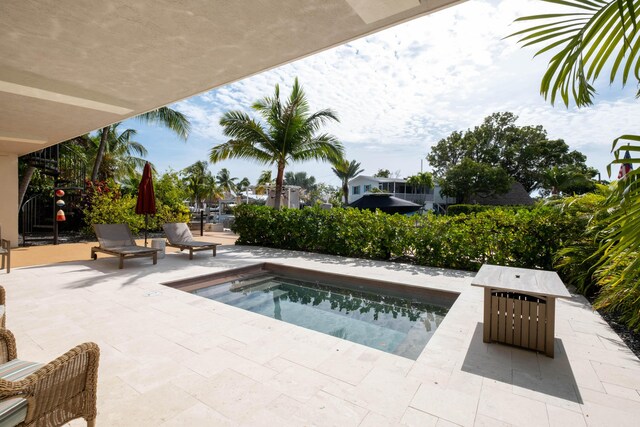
[0,153,19,248]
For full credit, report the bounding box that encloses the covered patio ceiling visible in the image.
[0,0,463,156]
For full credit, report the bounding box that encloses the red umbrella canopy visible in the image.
[135,162,156,215]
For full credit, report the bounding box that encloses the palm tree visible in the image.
[405,171,434,205]
[181,161,216,209]
[255,170,274,195]
[212,78,344,209]
[216,168,238,195]
[91,106,190,182]
[86,123,148,181]
[331,159,364,205]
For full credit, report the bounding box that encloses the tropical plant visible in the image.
[512,1,640,328]
[212,78,344,209]
[91,106,189,182]
[331,159,364,204]
[538,165,597,196]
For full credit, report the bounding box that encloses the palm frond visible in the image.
[136,106,191,140]
[510,0,640,107]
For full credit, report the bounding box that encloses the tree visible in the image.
[439,158,512,204]
[216,168,238,195]
[86,123,148,181]
[181,161,214,209]
[405,171,434,205]
[284,171,317,191]
[284,171,317,203]
[212,78,343,209]
[374,169,391,178]
[155,170,188,209]
[237,177,251,194]
[91,106,190,182]
[331,159,364,205]
[427,112,592,193]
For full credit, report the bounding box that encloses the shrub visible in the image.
[232,205,577,271]
[446,204,535,216]
[82,186,191,235]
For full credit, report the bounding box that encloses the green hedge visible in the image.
[447,204,535,216]
[232,205,577,271]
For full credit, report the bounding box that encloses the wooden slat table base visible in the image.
[482,289,555,357]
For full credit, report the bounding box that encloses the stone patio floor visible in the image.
[2,244,639,426]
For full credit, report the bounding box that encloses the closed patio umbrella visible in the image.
[135,162,156,246]
[348,193,421,215]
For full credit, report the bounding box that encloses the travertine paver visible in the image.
[0,245,639,426]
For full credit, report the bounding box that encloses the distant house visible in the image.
[470,182,535,206]
[347,175,455,213]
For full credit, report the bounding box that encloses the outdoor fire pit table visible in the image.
[471,264,571,357]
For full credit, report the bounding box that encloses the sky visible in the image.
[123,0,640,187]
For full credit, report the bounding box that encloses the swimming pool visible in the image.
[165,264,457,359]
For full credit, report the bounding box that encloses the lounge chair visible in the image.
[0,225,9,274]
[163,223,221,260]
[0,328,99,427]
[91,224,160,269]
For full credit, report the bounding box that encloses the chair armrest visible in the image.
[0,342,100,422]
[0,328,17,364]
[0,285,5,306]
[0,239,9,250]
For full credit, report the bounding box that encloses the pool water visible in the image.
[192,273,452,359]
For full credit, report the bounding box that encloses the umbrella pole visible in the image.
[145,214,148,247]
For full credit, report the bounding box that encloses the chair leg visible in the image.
[213,246,217,257]
[87,418,96,427]
[189,249,193,260]
[5,251,8,274]
[119,255,124,269]
[91,249,97,260]
[153,252,157,265]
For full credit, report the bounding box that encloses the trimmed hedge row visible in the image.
[447,204,535,215]
[232,204,579,271]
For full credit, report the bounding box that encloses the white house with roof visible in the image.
[347,175,455,213]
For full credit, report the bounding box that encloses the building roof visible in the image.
[470,182,535,206]
[350,175,407,184]
[348,193,421,214]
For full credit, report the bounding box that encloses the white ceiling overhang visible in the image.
[0,0,463,155]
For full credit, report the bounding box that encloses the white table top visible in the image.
[471,264,571,299]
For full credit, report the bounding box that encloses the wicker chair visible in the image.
[0,286,5,328]
[0,329,99,427]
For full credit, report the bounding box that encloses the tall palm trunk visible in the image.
[91,126,109,182]
[18,165,36,208]
[274,162,285,209]
[342,181,349,205]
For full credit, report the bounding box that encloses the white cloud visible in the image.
[146,0,638,186]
